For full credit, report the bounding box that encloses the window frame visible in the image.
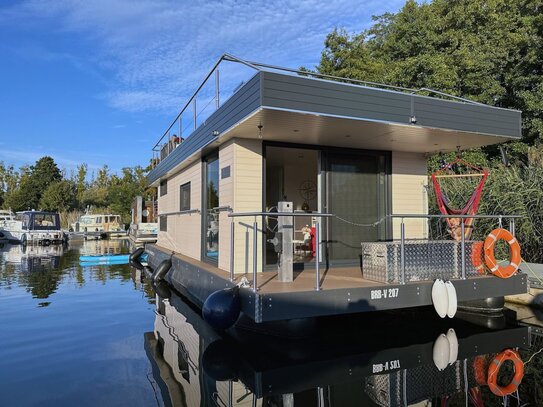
[159,215,167,232]
[160,179,168,196]
[180,182,191,211]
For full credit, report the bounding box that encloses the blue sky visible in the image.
[0,0,405,176]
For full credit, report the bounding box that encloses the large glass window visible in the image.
[203,156,220,263]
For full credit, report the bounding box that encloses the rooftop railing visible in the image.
[150,54,488,167]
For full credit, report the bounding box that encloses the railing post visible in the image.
[400,219,406,285]
[193,98,197,130]
[215,69,220,109]
[315,221,320,291]
[510,219,515,236]
[461,221,466,279]
[252,221,258,292]
[230,221,235,282]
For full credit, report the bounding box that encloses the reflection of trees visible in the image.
[25,269,64,298]
[207,181,218,209]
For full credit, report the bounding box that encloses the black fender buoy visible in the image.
[143,266,154,280]
[201,340,239,381]
[129,247,145,262]
[202,286,242,330]
[152,280,172,299]
[21,233,27,246]
[152,259,172,282]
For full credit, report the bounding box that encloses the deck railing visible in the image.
[150,54,488,167]
[226,212,521,292]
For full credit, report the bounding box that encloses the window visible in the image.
[180,182,191,211]
[159,215,167,232]
[160,179,168,196]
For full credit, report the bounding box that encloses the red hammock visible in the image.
[431,157,488,241]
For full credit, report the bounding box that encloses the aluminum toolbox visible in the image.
[361,240,483,283]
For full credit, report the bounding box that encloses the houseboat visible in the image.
[128,196,158,244]
[1,211,66,245]
[143,54,528,326]
[70,213,126,239]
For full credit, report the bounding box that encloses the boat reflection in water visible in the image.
[144,285,532,407]
[0,242,63,273]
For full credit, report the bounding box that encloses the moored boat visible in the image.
[1,211,66,245]
[70,213,126,239]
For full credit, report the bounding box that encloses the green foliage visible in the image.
[3,157,61,211]
[316,0,543,144]
[0,157,151,226]
[40,180,77,212]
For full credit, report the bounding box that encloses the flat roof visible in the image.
[148,67,521,185]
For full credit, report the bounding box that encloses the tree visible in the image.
[40,180,76,212]
[107,166,147,224]
[3,157,62,210]
[75,164,87,208]
[315,0,543,148]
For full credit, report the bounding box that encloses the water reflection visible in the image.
[144,288,543,406]
[0,239,152,302]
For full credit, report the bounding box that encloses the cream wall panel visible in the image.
[157,160,202,260]
[391,151,428,239]
[232,139,263,274]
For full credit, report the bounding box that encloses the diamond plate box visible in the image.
[361,240,483,283]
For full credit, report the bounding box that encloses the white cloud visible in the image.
[1,0,405,114]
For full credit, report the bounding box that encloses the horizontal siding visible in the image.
[261,71,521,138]
[157,161,202,260]
[414,97,521,137]
[391,152,428,239]
[262,71,411,124]
[233,139,263,274]
[147,72,262,184]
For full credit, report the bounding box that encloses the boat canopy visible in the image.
[18,211,61,231]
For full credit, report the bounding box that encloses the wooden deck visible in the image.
[157,245,380,293]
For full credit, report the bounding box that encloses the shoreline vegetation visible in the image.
[0,156,153,229]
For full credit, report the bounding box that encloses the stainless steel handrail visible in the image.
[390,214,521,219]
[228,211,334,218]
[152,54,492,158]
[158,209,200,216]
[229,211,334,291]
[390,213,520,284]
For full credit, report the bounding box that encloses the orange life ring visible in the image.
[484,228,521,278]
[487,349,524,396]
[471,241,485,274]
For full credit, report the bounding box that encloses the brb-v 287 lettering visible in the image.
[370,288,399,300]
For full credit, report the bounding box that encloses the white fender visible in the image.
[446,328,458,364]
[445,281,458,318]
[432,279,449,318]
[433,333,450,371]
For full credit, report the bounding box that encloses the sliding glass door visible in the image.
[324,151,389,263]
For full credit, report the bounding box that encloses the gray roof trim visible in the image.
[147,68,522,184]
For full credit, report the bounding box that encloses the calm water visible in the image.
[0,239,542,406]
